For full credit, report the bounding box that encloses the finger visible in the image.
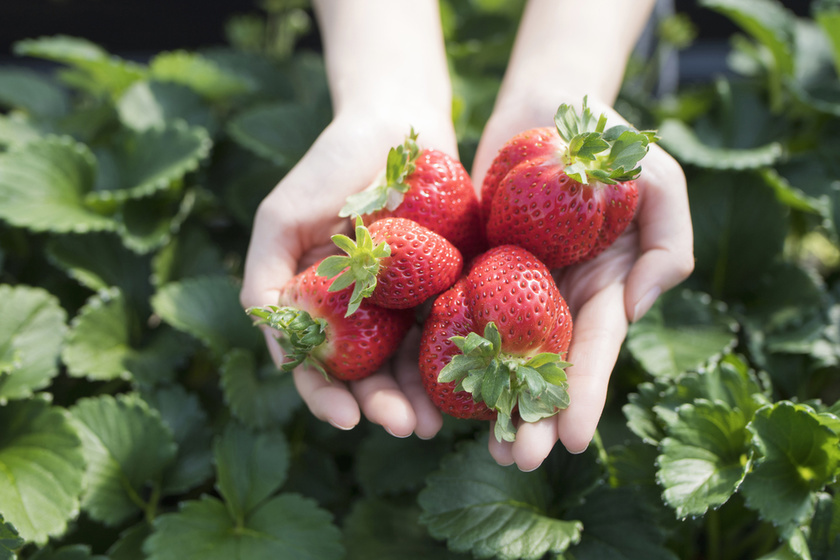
[511,417,559,472]
[293,365,361,431]
[488,424,515,466]
[557,282,628,453]
[394,327,444,439]
[351,369,417,438]
[625,146,695,322]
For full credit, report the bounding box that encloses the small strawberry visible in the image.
[317,217,463,316]
[247,261,414,381]
[483,98,657,268]
[340,129,486,259]
[421,245,573,441]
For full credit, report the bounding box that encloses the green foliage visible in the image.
[1,0,840,558]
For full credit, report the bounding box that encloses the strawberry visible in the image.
[419,278,496,421]
[317,217,463,315]
[247,261,414,381]
[420,244,573,441]
[483,98,657,268]
[340,129,486,259]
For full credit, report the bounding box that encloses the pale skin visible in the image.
[240,0,695,471]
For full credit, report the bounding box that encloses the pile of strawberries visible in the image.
[248,99,656,442]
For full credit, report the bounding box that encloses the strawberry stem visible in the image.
[316,216,391,316]
[438,322,571,442]
[247,305,329,377]
[555,96,658,185]
[339,128,421,218]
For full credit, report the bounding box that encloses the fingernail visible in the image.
[329,420,355,431]
[632,286,661,323]
[384,426,411,438]
[520,462,543,473]
[568,445,588,455]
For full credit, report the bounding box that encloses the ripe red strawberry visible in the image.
[247,261,414,381]
[317,217,463,315]
[419,278,496,421]
[420,244,573,441]
[483,98,656,268]
[340,129,486,259]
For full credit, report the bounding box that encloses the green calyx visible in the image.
[438,322,572,443]
[554,96,658,185]
[247,305,329,378]
[339,128,421,218]
[316,216,391,317]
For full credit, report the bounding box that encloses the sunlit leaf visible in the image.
[0,397,85,545]
[0,284,67,401]
[741,402,840,528]
[657,400,753,518]
[0,136,116,234]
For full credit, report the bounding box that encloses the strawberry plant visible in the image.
[1,0,840,559]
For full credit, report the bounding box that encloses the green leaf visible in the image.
[0,67,69,118]
[344,499,467,560]
[149,51,252,101]
[219,349,302,430]
[626,289,739,378]
[700,0,796,76]
[0,397,85,545]
[0,136,117,234]
[741,402,840,528]
[227,101,329,167]
[89,123,211,203]
[672,354,768,416]
[117,81,216,133]
[70,393,178,526]
[0,113,43,149]
[144,494,344,560]
[47,232,153,307]
[0,517,23,560]
[0,284,66,401]
[143,384,213,496]
[355,430,451,497]
[115,185,197,254]
[214,422,290,523]
[107,522,151,560]
[15,36,146,98]
[62,289,192,384]
[28,544,108,560]
[151,275,263,356]
[623,381,670,445]
[151,226,227,286]
[658,118,784,170]
[815,2,840,76]
[689,170,788,300]
[419,439,582,560]
[564,486,678,560]
[657,400,753,518]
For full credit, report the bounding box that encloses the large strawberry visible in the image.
[247,261,414,381]
[340,129,485,259]
[317,217,463,315]
[420,244,573,441]
[483,98,657,268]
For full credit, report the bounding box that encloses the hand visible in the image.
[472,94,695,471]
[240,109,457,439]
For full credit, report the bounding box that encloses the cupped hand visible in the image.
[473,94,695,471]
[240,109,458,440]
